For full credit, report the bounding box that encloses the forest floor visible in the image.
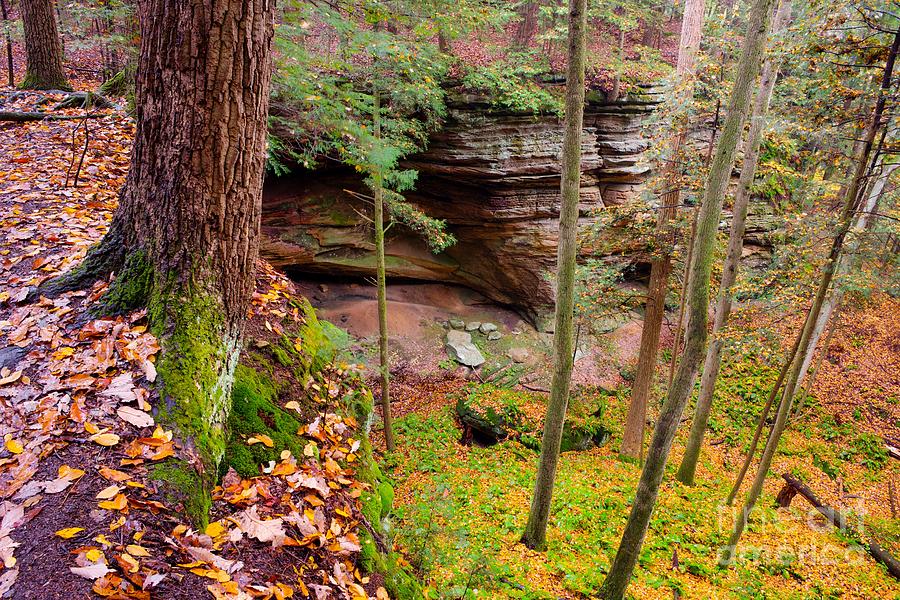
[303,274,900,598]
[0,81,390,598]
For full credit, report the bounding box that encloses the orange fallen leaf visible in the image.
[90,433,121,447]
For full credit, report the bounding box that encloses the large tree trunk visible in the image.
[56,0,275,526]
[721,22,900,566]
[619,0,706,460]
[520,0,587,552]
[598,0,777,594]
[19,0,70,90]
[677,0,792,485]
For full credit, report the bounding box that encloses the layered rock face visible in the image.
[261,87,662,329]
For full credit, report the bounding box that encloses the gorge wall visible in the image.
[261,87,663,329]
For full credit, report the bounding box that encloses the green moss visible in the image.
[150,461,212,528]
[146,281,239,526]
[224,364,305,477]
[99,251,153,314]
[377,481,394,516]
[271,345,292,367]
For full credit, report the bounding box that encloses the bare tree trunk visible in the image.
[721,22,900,566]
[725,330,802,505]
[514,2,540,48]
[373,89,395,452]
[19,0,70,90]
[599,0,777,593]
[620,0,706,460]
[677,0,792,485]
[521,0,587,551]
[46,0,275,526]
[0,0,13,87]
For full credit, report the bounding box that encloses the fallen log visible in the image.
[778,473,900,579]
[0,111,104,122]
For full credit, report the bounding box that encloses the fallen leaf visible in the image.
[55,527,85,539]
[89,433,120,447]
[96,485,121,500]
[70,562,111,580]
[247,434,274,448]
[116,406,154,428]
[5,439,23,455]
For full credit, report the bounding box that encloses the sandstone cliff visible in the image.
[261,87,663,329]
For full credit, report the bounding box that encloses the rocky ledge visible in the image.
[261,86,662,330]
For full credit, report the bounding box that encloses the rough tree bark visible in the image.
[721,22,900,566]
[520,0,587,551]
[676,0,792,485]
[19,0,70,90]
[620,0,706,460]
[598,0,777,594]
[1,0,13,87]
[43,0,275,525]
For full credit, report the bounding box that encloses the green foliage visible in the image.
[461,52,563,114]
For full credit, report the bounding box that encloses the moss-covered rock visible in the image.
[455,384,525,443]
[223,364,305,477]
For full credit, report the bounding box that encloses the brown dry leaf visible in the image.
[234,505,287,547]
[116,406,154,428]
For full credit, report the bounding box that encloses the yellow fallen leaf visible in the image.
[96,485,121,500]
[247,434,274,448]
[205,522,226,538]
[58,465,85,480]
[90,433,121,447]
[126,544,150,557]
[5,439,23,455]
[56,527,85,539]
[84,422,100,435]
[98,493,127,511]
[94,534,113,546]
[52,347,75,360]
[85,548,104,562]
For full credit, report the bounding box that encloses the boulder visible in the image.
[479,322,498,334]
[465,321,481,332]
[487,331,502,341]
[449,318,465,330]
[507,348,529,363]
[445,330,485,367]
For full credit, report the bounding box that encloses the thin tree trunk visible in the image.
[677,0,792,485]
[721,22,900,566]
[666,205,698,391]
[725,330,802,505]
[599,0,777,593]
[620,0,706,460]
[373,89,395,452]
[45,0,275,526]
[794,153,898,390]
[520,0,587,551]
[515,2,540,48]
[19,0,70,90]
[1,0,13,87]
